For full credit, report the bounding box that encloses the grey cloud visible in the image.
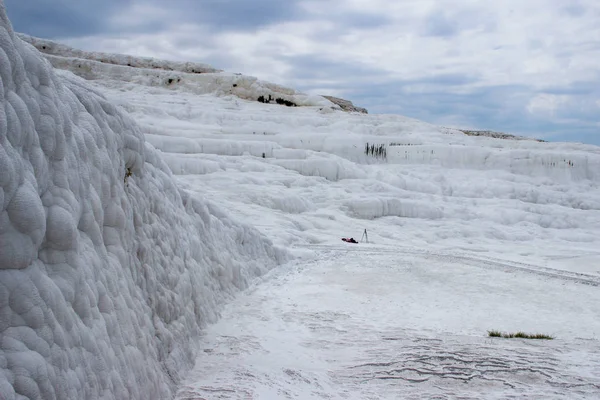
[563,3,587,17]
[329,81,598,144]
[147,1,389,33]
[147,0,303,31]
[5,0,130,38]
[333,12,391,29]
[282,55,384,81]
[412,73,480,87]
[541,81,598,96]
[422,11,459,37]
[420,5,499,39]
[285,55,480,91]
[6,0,304,38]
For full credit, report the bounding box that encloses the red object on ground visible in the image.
[342,238,358,244]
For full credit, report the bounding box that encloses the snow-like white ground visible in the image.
[177,246,600,399]
[3,5,600,398]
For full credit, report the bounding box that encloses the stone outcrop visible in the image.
[322,96,368,114]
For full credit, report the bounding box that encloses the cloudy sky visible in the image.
[5,0,600,145]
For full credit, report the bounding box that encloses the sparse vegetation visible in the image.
[364,142,387,160]
[488,330,554,340]
[257,94,271,103]
[124,167,132,185]
[257,95,297,107]
[275,97,297,107]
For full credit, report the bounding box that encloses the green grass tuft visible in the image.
[488,330,553,340]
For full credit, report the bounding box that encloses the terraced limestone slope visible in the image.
[31,42,600,262]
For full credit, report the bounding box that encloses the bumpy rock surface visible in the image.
[0,2,285,399]
[458,129,545,142]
